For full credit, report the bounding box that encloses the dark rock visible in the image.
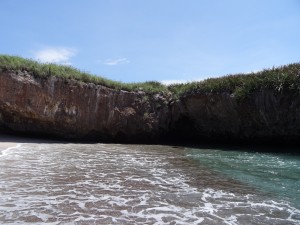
[0,71,170,142]
[1,71,300,146]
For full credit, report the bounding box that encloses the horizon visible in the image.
[1,0,300,84]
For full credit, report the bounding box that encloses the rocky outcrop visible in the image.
[0,70,171,142]
[1,70,300,145]
[174,90,300,144]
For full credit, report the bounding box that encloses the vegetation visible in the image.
[1,54,300,99]
[169,63,300,99]
[0,55,168,93]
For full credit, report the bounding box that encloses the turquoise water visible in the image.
[186,148,300,208]
[1,143,300,224]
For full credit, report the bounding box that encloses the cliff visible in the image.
[1,55,300,145]
[0,70,171,142]
[174,90,300,144]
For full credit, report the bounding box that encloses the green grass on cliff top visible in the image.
[170,62,300,99]
[1,54,300,98]
[0,55,168,94]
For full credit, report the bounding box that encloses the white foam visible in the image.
[0,143,299,224]
[0,143,22,157]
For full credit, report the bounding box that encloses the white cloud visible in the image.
[244,70,260,74]
[161,78,206,85]
[160,80,188,85]
[34,47,76,64]
[102,58,130,66]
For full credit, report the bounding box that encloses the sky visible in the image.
[1,0,300,84]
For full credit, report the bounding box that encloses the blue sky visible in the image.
[1,0,300,84]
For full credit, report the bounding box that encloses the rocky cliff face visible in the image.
[1,70,300,144]
[0,71,171,142]
[175,90,300,143]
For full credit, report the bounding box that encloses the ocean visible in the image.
[0,143,299,224]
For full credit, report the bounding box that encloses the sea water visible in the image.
[186,148,300,209]
[0,143,299,224]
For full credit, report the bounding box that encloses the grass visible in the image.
[1,54,300,99]
[169,63,300,99]
[0,55,168,94]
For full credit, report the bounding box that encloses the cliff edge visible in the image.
[1,55,300,145]
[0,70,172,142]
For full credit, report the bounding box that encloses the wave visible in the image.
[0,143,22,157]
[0,143,299,224]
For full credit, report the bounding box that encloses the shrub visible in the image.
[169,63,300,99]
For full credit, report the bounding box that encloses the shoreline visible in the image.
[0,134,25,151]
[1,133,300,155]
[0,134,29,152]
[0,141,20,157]
[0,142,18,151]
